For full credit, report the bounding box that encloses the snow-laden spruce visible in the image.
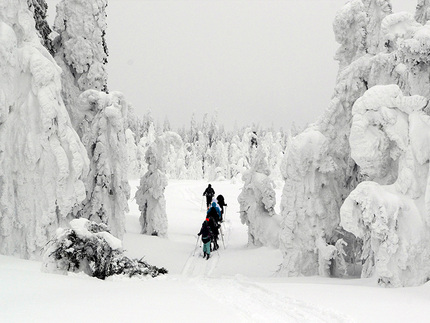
[279,0,381,276]
[279,1,430,286]
[53,0,109,130]
[0,0,88,259]
[341,85,430,287]
[43,218,167,279]
[72,90,130,240]
[136,132,182,237]
[238,146,281,248]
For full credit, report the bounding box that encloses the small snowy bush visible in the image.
[43,219,167,279]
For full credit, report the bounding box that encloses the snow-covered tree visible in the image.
[27,0,54,54]
[280,2,430,286]
[333,0,367,71]
[53,0,108,129]
[415,0,430,25]
[279,0,379,277]
[238,146,280,248]
[126,128,142,179]
[43,218,168,279]
[135,132,182,237]
[363,0,392,55]
[0,1,88,259]
[340,85,430,287]
[72,90,130,240]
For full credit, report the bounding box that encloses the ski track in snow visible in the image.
[181,219,232,277]
[179,190,351,323]
[193,276,353,323]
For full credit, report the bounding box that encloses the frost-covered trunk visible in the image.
[238,147,280,248]
[72,90,130,240]
[0,0,88,259]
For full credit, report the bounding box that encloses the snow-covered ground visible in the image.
[1,180,430,322]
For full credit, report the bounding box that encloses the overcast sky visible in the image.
[46,0,416,131]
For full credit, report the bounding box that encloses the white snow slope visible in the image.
[1,180,429,322]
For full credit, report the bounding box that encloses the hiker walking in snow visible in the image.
[207,207,220,250]
[207,200,222,223]
[198,218,213,260]
[203,184,215,208]
[216,195,227,222]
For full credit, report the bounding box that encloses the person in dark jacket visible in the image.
[198,218,213,259]
[216,195,227,222]
[202,184,215,208]
[207,207,220,250]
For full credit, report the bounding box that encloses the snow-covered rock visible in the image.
[0,0,88,259]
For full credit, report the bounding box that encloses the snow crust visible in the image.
[0,0,88,259]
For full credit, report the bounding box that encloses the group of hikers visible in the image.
[197,184,227,260]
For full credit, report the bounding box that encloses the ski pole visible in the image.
[219,226,226,249]
[192,235,200,256]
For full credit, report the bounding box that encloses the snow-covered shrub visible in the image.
[72,90,130,240]
[238,146,281,248]
[43,218,168,279]
[0,1,89,259]
[136,132,182,237]
[340,85,430,287]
